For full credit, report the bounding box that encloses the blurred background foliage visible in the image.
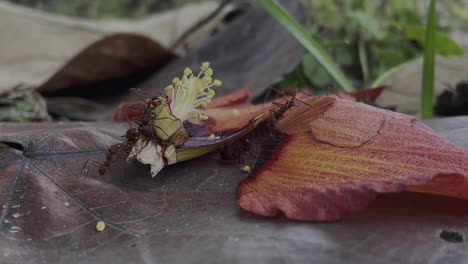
[6,0,203,19]
[5,0,468,92]
[278,0,467,92]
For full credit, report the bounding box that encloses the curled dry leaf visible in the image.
[238,97,468,221]
[38,34,176,95]
[1,119,468,263]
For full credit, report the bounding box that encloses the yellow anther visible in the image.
[184,67,192,76]
[199,115,209,121]
[204,76,212,84]
[166,62,221,124]
[213,80,222,87]
[208,89,215,97]
[196,101,208,109]
[201,62,210,71]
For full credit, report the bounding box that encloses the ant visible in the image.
[93,95,177,176]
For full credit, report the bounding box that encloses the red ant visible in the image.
[93,95,177,176]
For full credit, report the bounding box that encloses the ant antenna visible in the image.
[129,88,149,102]
[325,85,342,99]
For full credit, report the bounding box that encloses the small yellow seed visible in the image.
[196,101,208,109]
[241,165,251,173]
[213,80,222,87]
[96,221,106,232]
[232,109,240,116]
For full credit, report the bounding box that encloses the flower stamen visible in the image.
[165,62,222,123]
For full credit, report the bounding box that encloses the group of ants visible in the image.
[82,86,356,178]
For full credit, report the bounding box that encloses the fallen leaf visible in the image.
[38,34,176,96]
[1,118,468,262]
[376,56,468,115]
[0,85,51,121]
[0,0,231,93]
[238,97,468,221]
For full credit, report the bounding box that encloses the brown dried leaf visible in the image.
[0,118,468,262]
[38,33,176,95]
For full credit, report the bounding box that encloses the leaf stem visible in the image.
[421,0,436,119]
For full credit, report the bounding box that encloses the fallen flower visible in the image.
[126,62,223,176]
[112,65,468,221]
[107,63,265,177]
[237,97,468,221]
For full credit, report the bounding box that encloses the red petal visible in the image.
[113,89,253,123]
[207,88,251,108]
[113,101,146,122]
[348,86,384,103]
[201,103,274,134]
[200,93,302,134]
[238,98,468,221]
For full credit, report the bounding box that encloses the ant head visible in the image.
[148,98,163,109]
[138,125,154,138]
[126,128,140,142]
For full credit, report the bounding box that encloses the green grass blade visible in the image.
[421,0,436,119]
[259,0,356,92]
[371,57,421,87]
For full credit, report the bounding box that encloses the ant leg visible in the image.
[325,85,342,99]
[129,139,153,161]
[80,159,104,177]
[79,159,91,177]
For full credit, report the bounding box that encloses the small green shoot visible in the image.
[421,0,437,119]
[258,0,356,92]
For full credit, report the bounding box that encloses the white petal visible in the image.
[128,139,165,177]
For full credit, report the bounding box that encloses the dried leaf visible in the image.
[376,56,468,115]
[1,118,468,262]
[238,98,468,221]
[38,34,176,95]
[0,0,230,93]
